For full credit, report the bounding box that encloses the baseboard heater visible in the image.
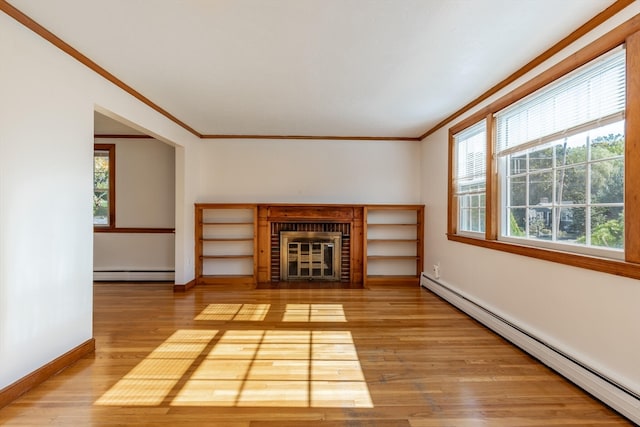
[420,273,640,424]
[93,270,175,281]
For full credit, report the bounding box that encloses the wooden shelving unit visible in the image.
[195,204,257,285]
[194,203,423,287]
[363,205,424,286]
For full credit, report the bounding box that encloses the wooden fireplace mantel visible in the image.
[194,203,424,287]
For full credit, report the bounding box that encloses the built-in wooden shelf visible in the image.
[363,205,424,286]
[195,203,424,287]
[195,204,258,285]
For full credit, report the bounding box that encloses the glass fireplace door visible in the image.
[280,232,341,281]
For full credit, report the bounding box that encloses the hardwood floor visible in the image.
[0,283,632,426]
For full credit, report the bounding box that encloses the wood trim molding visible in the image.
[174,278,196,292]
[94,143,116,230]
[94,227,175,234]
[94,134,154,139]
[420,0,636,140]
[485,113,498,241]
[447,129,456,236]
[624,30,640,263]
[0,0,200,138]
[200,134,420,141]
[448,234,640,281]
[0,338,95,409]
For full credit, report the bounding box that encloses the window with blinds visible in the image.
[453,120,487,234]
[495,47,626,256]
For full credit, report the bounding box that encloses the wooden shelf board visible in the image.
[365,275,419,287]
[198,275,256,285]
[366,223,418,227]
[201,255,254,259]
[200,274,254,278]
[366,274,419,278]
[366,255,419,260]
[367,239,418,243]
[201,238,254,242]
[201,222,254,225]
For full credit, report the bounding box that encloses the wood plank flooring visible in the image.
[0,283,633,426]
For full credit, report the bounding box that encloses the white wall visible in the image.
[93,138,175,279]
[197,138,421,204]
[0,12,198,389]
[111,138,175,228]
[420,5,640,399]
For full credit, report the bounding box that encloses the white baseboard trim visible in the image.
[93,271,174,281]
[420,273,640,424]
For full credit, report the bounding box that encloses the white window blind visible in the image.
[454,120,486,193]
[495,47,626,156]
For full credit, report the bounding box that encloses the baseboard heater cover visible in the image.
[93,270,175,281]
[420,273,640,424]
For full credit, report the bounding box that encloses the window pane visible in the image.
[556,165,586,205]
[471,194,479,208]
[454,120,487,234]
[510,153,527,175]
[529,146,553,170]
[558,207,585,243]
[554,134,587,165]
[508,208,526,237]
[93,191,109,225]
[459,194,468,209]
[527,207,552,240]
[590,122,624,161]
[94,149,111,226]
[459,208,469,231]
[528,171,552,206]
[590,206,624,249]
[477,208,486,233]
[591,159,624,204]
[508,176,526,206]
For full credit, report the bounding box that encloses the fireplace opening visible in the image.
[280,231,342,281]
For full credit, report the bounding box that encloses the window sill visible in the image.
[447,233,640,280]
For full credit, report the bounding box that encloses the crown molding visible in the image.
[200,134,420,141]
[94,134,154,139]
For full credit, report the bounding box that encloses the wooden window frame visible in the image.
[451,120,488,237]
[94,143,116,230]
[447,15,640,280]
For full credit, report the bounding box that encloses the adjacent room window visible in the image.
[93,144,115,227]
[495,48,625,257]
[453,120,487,235]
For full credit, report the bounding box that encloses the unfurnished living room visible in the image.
[1,0,640,425]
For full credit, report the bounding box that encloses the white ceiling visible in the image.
[8,0,618,138]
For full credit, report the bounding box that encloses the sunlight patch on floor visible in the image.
[195,304,271,321]
[96,303,371,408]
[95,330,218,405]
[282,304,347,322]
[172,329,372,407]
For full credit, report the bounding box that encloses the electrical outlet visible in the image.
[433,263,440,279]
